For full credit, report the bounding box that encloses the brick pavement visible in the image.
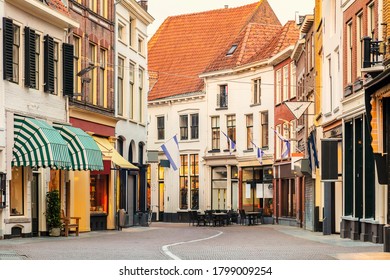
[0,223,388,260]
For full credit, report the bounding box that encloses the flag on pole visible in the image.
[161,135,181,171]
[273,128,290,159]
[256,146,265,164]
[251,141,265,164]
[221,131,236,154]
[308,131,319,170]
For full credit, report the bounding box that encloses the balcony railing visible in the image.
[363,37,384,68]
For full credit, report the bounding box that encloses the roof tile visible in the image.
[148,0,281,101]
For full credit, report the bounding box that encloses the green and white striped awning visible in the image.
[13,116,72,169]
[54,124,104,171]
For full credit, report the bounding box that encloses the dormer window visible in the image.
[226,44,238,56]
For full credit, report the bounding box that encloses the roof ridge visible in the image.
[163,1,260,19]
[236,24,254,66]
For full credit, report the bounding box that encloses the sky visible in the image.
[147,0,315,38]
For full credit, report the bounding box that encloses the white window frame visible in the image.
[290,63,296,98]
[283,65,289,101]
[276,69,281,104]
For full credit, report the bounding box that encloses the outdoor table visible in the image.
[212,212,229,226]
[245,212,261,225]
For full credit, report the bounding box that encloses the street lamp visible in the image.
[72,65,97,98]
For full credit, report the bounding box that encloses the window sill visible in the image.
[5,217,31,224]
[216,107,228,111]
[208,149,220,153]
[118,39,128,47]
[179,139,199,143]
[250,103,261,107]
[243,149,254,153]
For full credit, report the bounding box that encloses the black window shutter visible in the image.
[24,27,36,88]
[44,35,54,93]
[62,43,74,96]
[3,18,14,80]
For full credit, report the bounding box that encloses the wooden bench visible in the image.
[61,210,81,237]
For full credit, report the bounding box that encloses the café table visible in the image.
[245,211,261,225]
[211,212,229,226]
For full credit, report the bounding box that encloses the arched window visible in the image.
[138,142,144,165]
[117,137,124,156]
[128,141,134,163]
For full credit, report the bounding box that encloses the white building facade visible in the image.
[320,0,344,235]
[115,0,153,224]
[1,0,79,238]
[200,63,275,215]
[147,93,207,221]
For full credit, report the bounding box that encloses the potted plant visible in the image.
[46,189,62,237]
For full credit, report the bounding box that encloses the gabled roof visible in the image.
[148,0,281,101]
[247,20,300,65]
[204,23,282,73]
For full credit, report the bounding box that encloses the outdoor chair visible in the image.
[204,210,215,226]
[195,212,207,226]
[238,209,248,225]
[188,210,197,226]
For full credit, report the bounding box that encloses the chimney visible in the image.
[138,0,148,11]
[224,5,229,9]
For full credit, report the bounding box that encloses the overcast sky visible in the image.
[147,0,315,38]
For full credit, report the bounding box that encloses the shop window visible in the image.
[147,165,151,210]
[90,175,108,213]
[0,173,6,208]
[10,167,24,216]
[231,166,239,210]
[212,166,227,210]
[241,166,273,216]
[158,164,164,213]
[179,155,188,209]
[190,154,199,210]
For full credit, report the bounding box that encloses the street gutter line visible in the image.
[161,231,223,260]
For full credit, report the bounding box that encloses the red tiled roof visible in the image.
[148,0,281,101]
[47,0,70,16]
[251,20,300,62]
[204,23,283,72]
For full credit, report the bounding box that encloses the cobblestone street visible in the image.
[0,223,387,260]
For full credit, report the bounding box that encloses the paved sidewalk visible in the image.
[270,225,390,260]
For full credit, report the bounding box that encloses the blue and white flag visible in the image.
[221,131,236,154]
[273,129,290,159]
[256,147,265,164]
[251,141,265,164]
[308,131,319,170]
[161,135,181,171]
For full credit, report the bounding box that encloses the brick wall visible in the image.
[343,0,378,87]
[69,1,115,111]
